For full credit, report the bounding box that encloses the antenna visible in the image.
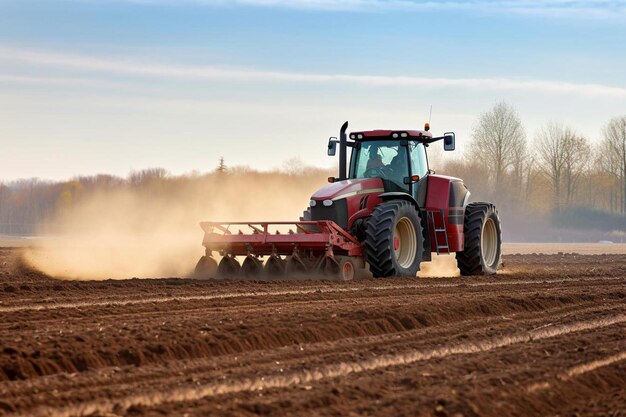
[424,105,433,132]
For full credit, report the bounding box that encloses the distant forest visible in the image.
[1,104,625,242]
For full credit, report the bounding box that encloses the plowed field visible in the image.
[0,247,624,416]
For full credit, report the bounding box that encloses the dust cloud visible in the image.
[24,169,465,280]
[24,171,327,280]
[417,253,460,278]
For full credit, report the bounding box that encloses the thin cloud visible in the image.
[2,47,626,98]
[73,0,626,19]
[0,73,133,89]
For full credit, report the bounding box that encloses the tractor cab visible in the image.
[349,138,428,195]
[328,126,455,204]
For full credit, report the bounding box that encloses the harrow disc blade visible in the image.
[241,256,263,278]
[286,254,309,275]
[264,255,286,278]
[193,255,218,279]
[217,256,241,279]
[322,256,340,276]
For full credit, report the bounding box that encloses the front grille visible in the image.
[311,199,348,230]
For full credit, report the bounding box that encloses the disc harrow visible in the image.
[193,221,366,281]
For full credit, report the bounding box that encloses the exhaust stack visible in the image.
[339,121,349,179]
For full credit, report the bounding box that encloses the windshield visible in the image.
[350,140,409,191]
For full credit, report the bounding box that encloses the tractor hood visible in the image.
[311,178,384,202]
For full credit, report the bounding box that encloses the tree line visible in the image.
[1,104,624,241]
[439,102,625,240]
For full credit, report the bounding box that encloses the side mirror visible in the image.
[443,132,455,151]
[328,137,338,156]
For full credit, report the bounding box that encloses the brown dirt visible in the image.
[0,247,624,417]
[502,242,626,255]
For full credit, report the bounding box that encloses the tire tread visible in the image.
[364,201,424,278]
[457,202,502,276]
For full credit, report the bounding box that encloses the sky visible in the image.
[1,0,625,181]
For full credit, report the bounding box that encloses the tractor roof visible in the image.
[349,129,433,141]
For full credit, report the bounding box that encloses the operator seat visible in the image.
[389,154,408,189]
[366,158,384,170]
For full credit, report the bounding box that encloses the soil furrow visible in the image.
[1,250,624,417]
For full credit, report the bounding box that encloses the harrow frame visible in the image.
[200,221,362,257]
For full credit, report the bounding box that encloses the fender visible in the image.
[377,192,432,261]
[378,192,419,208]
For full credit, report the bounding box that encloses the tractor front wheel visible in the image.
[364,200,424,278]
[456,203,502,276]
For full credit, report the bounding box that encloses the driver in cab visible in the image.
[364,144,407,189]
[366,145,384,170]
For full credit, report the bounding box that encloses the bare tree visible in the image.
[282,157,305,176]
[128,168,169,186]
[469,102,526,197]
[521,153,539,204]
[600,116,626,214]
[217,157,227,174]
[535,122,570,213]
[509,140,532,205]
[562,134,591,206]
[597,143,620,212]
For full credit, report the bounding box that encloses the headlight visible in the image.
[310,200,317,207]
[323,200,333,207]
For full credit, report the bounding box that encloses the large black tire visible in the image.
[456,203,502,276]
[364,200,424,278]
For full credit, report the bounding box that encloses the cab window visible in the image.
[351,140,409,191]
[410,142,428,178]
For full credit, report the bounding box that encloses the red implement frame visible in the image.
[200,221,362,257]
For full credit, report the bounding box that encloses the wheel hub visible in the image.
[342,261,354,281]
[393,217,417,269]
[481,217,498,267]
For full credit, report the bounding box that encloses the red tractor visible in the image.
[194,122,502,280]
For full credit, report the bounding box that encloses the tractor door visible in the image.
[409,142,429,206]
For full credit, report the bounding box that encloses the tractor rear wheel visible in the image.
[456,203,502,276]
[364,200,424,278]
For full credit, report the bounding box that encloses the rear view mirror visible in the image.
[443,132,455,151]
[328,137,338,156]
